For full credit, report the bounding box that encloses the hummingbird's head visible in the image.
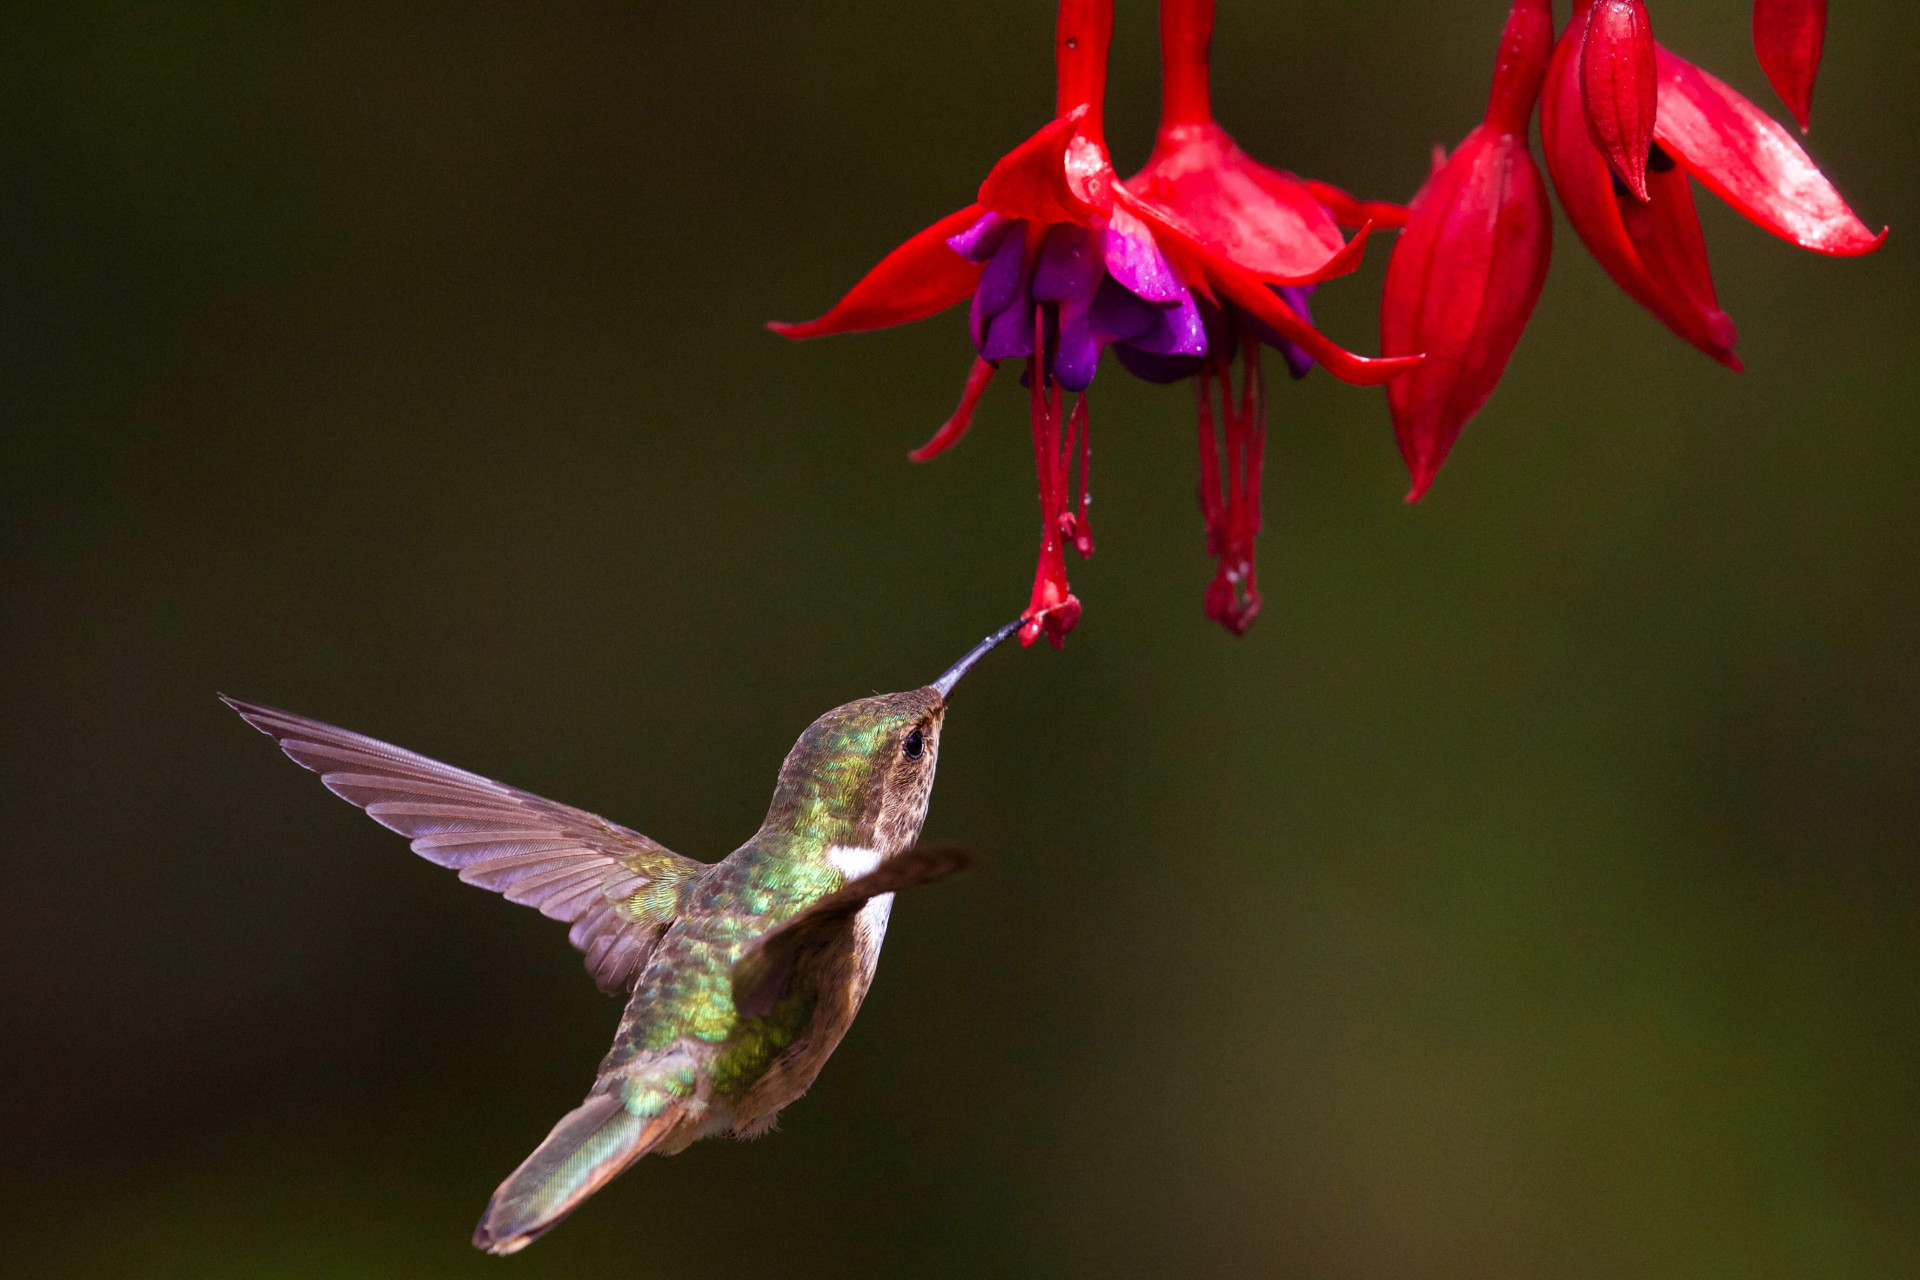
[761,619,1023,861]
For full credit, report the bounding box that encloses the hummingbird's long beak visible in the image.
[929,618,1025,699]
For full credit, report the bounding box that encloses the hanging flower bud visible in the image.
[1580,0,1658,201]
[1380,0,1555,502]
[1753,0,1827,131]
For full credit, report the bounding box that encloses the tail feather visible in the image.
[473,1092,677,1255]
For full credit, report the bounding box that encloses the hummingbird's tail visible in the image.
[472,1091,681,1255]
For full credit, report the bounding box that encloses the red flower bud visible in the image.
[1753,0,1827,131]
[1380,0,1555,502]
[1580,0,1658,201]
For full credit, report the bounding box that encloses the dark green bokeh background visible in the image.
[4,1,1916,1275]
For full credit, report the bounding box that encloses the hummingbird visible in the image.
[223,618,1024,1254]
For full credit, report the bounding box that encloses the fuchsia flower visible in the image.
[1754,0,1827,131]
[1380,0,1555,503]
[1542,0,1884,370]
[1119,0,1409,632]
[773,0,1414,646]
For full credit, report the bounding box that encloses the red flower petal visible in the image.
[977,106,1106,227]
[1652,44,1884,256]
[769,204,986,340]
[1544,22,1742,368]
[910,357,997,462]
[1117,186,1419,388]
[1381,126,1553,501]
[1129,121,1356,284]
[1301,179,1411,230]
[1580,0,1659,201]
[1618,156,1739,363]
[1753,0,1826,131]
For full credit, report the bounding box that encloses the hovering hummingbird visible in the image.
[223,618,1024,1254]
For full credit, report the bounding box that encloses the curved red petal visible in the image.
[1652,44,1884,256]
[1543,26,1742,367]
[1116,187,1421,388]
[1381,126,1553,501]
[1129,122,1351,283]
[1302,179,1411,230]
[1618,158,1740,365]
[1581,0,1659,201]
[909,357,997,462]
[769,205,986,340]
[1753,0,1826,131]
[978,106,1105,226]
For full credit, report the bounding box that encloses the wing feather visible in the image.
[223,696,706,994]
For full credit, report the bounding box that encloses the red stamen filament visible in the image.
[1195,335,1265,634]
[1020,303,1088,649]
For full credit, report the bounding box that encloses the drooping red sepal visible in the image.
[1117,186,1420,388]
[1753,0,1826,131]
[769,205,986,339]
[1652,45,1885,257]
[1543,18,1742,369]
[1580,0,1659,201]
[977,105,1108,226]
[1130,122,1360,284]
[1301,179,1410,230]
[1617,156,1736,362]
[910,358,997,462]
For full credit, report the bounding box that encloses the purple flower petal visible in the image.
[947,211,1014,263]
[1035,225,1112,392]
[1111,287,1210,384]
[970,226,1028,353]
[1103,207,1185,304]
[1128,288,1207,358]
[1032,224,1106,304]
[981,286,1034,362]
[1053,314,1101,391]
[1088,276,1159,348]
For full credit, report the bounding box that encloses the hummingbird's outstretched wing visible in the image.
[223,696,707,994]
[731,844,975,1019]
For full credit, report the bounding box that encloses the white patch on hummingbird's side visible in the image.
[827,844,882,879]
[853,892,895,988]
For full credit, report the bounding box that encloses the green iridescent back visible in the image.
[599,689,946,1105]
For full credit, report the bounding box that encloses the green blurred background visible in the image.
[4,1,1915,1275]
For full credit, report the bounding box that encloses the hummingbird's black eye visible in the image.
[902,727,924,760]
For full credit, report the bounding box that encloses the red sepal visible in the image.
[1543,20,1741,368]
[769,205,985,340]
[1652,45,1884,257]
[1117,186,1420,388]
[1580,0,1659,201]
[1302,179,1411,230]
[978,106,1108,226]
[1130,122,1360,285]
[1753,0,1826,131]
[910,358,997,462]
